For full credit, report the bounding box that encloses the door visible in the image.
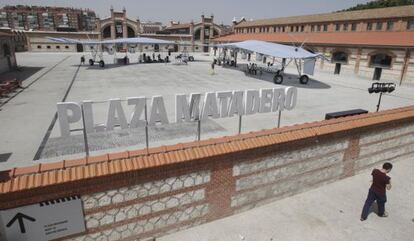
[76,44,83,52]
[203,45,209,53]
[154,44,159,52]
[373,68,382,80]
[334,63,341,75]
[3,44,12,70]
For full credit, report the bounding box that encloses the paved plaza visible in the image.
[0,52,413,170]
[159,155,414,241]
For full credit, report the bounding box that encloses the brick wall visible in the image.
[1,107,414,241]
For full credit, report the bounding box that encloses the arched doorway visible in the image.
[102,26,111,39]
[3,43,11,70]
[332,51,349,75]
[127,26,135,38]
[194,29,201,41]
[369,53,393,80]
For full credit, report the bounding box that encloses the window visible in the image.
[56,46,60,49]
[290,26,294,32]
[376,22,383,31]
[407,20,414,30]
[273,26,277,32]
[323,24,328,31]
[47,46,51,49]
[332,51,349,63]
[37,45,42,49]
[65,46,69,49]
[296,26,299,32]
[282,26,285,32]
[300,25,304,32]
[343,23,348,31]
[367,22,373,31]
[335,24,340,31]
[370,53,392,68]
[386,21,394,31]
[351,23,357,31]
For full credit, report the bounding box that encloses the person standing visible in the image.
[360,162,393,221]
[210,61,215,75]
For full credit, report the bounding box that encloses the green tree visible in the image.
[342,0,414,11]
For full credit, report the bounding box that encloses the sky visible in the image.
[1,0,372,25]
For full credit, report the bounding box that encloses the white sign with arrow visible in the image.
[0,196,85,241]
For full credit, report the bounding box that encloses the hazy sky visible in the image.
[1,0,372,25]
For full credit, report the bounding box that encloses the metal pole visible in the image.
[238,115,242,134]
[197,119,201,141]
[144,101,149,151]
[81,104,90,157]
[277,111,282,128]
[376,92,383,112]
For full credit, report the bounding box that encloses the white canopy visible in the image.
[100,37,174,45]
[47,37,174,45]
[217,40,324,59]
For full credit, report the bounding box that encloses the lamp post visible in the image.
[368,83,396,112]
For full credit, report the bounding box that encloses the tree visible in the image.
[341,0,414,11]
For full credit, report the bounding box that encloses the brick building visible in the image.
[157,15,231,52]
[0,5,97,32]
[98,7,231,52]
[215,5,414,84]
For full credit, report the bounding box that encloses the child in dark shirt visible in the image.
[360,162,392,221]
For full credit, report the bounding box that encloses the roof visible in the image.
[165,23,191,30]
[1,105,414,195]
[236,5,414,28]
[0,32,13,37]
[213,32,414,48]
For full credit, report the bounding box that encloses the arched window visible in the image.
[332,51,348,63]
[370,53,392,68]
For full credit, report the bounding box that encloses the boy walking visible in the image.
[360,162,393,221]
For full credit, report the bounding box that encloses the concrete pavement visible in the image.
[159,158,414,241]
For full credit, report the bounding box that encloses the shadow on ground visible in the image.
[0,66,44,83]
[39,119,226,159]
[71,59,212,70]
[222,64,331,89]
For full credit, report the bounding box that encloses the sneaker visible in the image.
[379,211,389,217]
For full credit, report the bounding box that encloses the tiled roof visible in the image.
[236,5,414,27]
[1,106,414,194]
[213,32,414,47]
[165,23,191,30]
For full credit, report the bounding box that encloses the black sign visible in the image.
[6,213,36,234]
